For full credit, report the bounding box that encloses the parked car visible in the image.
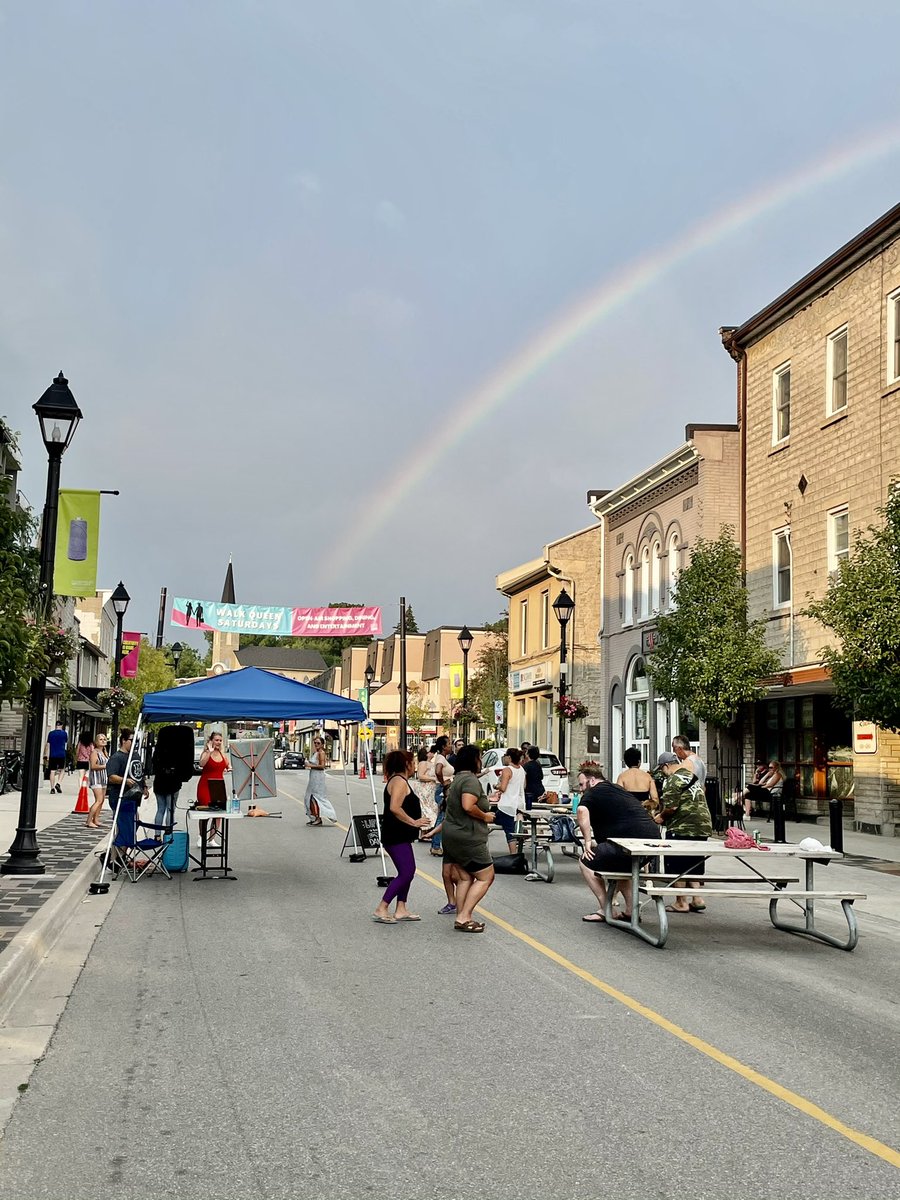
[193,738,206,775]
[478,747,569,797]
[275,751,305,770]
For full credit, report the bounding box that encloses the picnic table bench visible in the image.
[602,838,865,951]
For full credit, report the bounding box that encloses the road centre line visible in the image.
[324,809,900,1172]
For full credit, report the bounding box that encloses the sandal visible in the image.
[581,912,606,923]
[688,902,707,912]
[454,920,485,933]
[665,904,691,913]
[612,912,633,922]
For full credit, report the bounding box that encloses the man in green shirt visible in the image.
[655,751,712,912]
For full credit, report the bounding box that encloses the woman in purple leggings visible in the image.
[372,749,431,924]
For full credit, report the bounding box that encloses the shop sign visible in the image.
[510,662,553,692]
[641,627,660,655]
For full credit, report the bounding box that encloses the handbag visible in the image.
[549,815,577,842]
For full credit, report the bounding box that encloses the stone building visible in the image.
[721,200,900,833]
[589,425,740,779]
[496,524,602,774]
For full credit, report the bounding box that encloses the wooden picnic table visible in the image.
[604,838,865,950]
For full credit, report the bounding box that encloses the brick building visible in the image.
[589,425,740,778]
[721,200,900,833]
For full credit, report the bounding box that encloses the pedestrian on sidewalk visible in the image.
[45,721,67,794]
[86,733,109,829]
[75,728,93,774]
[429,735,452,857]
[410,747,438,834]
[373,750,431,924]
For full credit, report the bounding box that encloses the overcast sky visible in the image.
[2,1,898,647]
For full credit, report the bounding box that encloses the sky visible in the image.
[2,0,899,648]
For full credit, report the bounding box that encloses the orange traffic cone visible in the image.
[73,771,90,815]
[358,764,367,780]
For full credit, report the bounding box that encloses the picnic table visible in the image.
[603,838,865,950]
[499,803,582,882]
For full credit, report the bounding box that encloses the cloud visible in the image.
[347,287,416,333]
[374,199,406,231]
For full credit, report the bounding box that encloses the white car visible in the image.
[479,747,570,797]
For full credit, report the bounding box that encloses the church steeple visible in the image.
[210,556,240,675]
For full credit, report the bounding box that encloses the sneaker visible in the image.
[438,903,457,915]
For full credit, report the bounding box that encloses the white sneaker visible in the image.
[196,836,203,848]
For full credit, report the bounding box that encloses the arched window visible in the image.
[623,553,634,627]
[625,657,650,768]
[651,538,662,614]
[639,545,651,619]
[667,532,680,610]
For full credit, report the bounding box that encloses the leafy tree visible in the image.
[394,604,419,635]
[806,489,900,731]
[0,497,43,700]
[120,639,176,728]
[165,641,207,679]
[646,529,779,729]
[468,614,509,728]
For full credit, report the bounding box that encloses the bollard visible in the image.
[772,794,787,843]
[828,796,844,854]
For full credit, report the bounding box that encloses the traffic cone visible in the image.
[358,762,367,780]
[73,771,90,815]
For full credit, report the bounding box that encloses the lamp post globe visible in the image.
[552,589,576,777]
[2,374,82,876]
[171,641,183,674]
[110,581,130,746]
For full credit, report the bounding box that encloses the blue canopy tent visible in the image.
[140,666,366,724]
[92,668,368,890]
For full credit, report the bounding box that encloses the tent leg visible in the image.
[366,744,392,883]
[337,728,361,856]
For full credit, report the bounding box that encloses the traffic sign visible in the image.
[494,700,504,725]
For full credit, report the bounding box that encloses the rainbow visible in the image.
[316,123,900,587]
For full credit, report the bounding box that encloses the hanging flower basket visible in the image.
[451,704,480,725]
[98,684,131,711]
[40,625,79,670]
[555,696,588,721]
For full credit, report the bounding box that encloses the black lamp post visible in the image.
[109,581,130,746]
[458,625,473,740]
[170,641,183,675]
[552,589,576,775]
[2,374,82,877]
[364,663,375,719]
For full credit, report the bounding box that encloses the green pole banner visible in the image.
[53,489,101,596]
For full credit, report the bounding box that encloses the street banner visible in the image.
[53,489,100,596]
[449,663,464,701]
[120,632,142,679]
[171,598,382,639]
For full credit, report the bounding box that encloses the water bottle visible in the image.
[230,796,240,816]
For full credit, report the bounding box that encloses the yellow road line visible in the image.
[404,857,900,1171]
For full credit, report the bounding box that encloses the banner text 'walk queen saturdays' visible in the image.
[172,599,382,639]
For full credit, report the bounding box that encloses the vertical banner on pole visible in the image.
[53,489,101,596]
[120,633,142,679]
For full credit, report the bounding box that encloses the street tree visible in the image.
[164,641,207,680]
[0,495,43,701]
[394,604,420,635]
[646,528,779,735]
[806,489,900,731]
[468,614,509,729]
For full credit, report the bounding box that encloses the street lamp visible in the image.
[552,589,576,775]
[2,374,82,876]
[458,625,473,740]
[110,581,130,746]
[170,641,183,675]
[363,663,375,719]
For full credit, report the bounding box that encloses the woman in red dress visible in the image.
[197,731,230,840]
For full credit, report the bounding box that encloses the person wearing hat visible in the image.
[575,761,658,924]
[655,750,713,912]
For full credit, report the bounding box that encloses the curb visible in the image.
[0,849,114,1020]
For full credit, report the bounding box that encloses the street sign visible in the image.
[493,700,504,725]
[852,720,877,754]
[358,719,375,743]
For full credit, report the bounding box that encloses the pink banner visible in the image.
[120,632,142,679]
[291,606,382,638]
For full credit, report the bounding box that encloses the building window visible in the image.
[519,600,528,656]
[827,506,849,574]
[540,590,549,649]
[773,362,791,443]
[888,288,900,385]
[625,657,650,769]
[639,545,651,620]
[651,539,662,614]
[623,553,634,627]
[667,533,680,610]
[773,527,792,608]
[826,326,848,416]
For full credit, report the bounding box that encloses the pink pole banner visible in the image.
[120,632,142,679]
[291,607,382,638]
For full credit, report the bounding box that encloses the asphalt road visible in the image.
[0,770,898,1200]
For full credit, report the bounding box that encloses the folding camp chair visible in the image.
[114,800,176,881]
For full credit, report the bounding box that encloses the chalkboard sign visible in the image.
[341,813,381,857]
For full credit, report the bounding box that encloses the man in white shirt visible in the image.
[672,734,706,787]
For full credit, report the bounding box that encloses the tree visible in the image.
[164,641,207,680]
[120,639,176,729]
[646,529,779,730]
[468,614,509,729]
[0,498,43,700]
[806,490,900,731]
[394,604,419,635]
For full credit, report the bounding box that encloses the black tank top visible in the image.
[381,778,422,845]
